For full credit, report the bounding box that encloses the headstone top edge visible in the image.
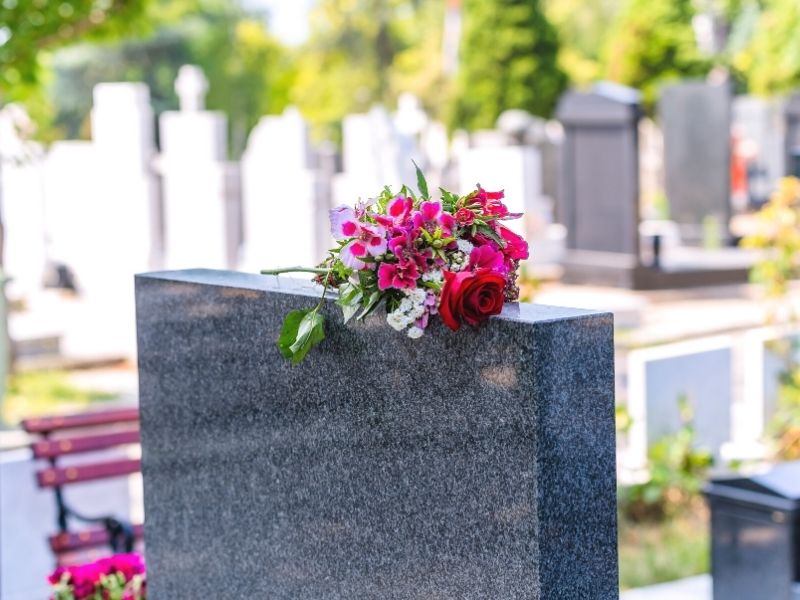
[135,269,610,324]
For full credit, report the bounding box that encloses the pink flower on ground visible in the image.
[329,205,387,269]
[377,259,420,290]
[412,201,455,236]
[469,245,506,273]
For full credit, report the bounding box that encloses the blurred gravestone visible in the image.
[644,347,732,462]
[556,83,642,285]
[334,107,403,205]
[240,107,321,272]
[732,96,784,206]
[660,82,732,244]
[784,93,800,177]
[158,65,233,270]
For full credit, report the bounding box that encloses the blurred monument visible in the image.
[660,81,732,245]
[784,92,800,178]
[240,107,321,271]
[557,82,643,286]
[557,82,751,289]
[158,65,236,270]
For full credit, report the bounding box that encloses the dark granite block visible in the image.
[135,269,618,599]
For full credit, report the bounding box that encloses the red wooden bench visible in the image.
[22,407,144,565]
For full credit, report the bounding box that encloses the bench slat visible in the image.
[22,408,140,434]
[32,429,141,459]
[37,458,141,488]
[50,524,145,554]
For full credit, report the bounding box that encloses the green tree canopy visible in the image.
[0,0,150,92]
[290,0,443,139]
[603,0,709,108]
[21,0,294,154]
[545,0,621,85]
[733,0,800,95]
[449,0,566,131]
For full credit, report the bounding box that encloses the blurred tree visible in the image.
[41,1,294,156]
[603,0,710,109]
[290,0,441,140]
[733,0,800,95]
[449,0,566,131]
[0,0,150,93]
[544,0,621,85]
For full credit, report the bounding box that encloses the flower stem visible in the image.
[260,267,329,275]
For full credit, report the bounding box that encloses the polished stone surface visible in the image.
[135,269,618,599]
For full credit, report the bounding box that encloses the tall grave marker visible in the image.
[557,83,642,286]
[660,81,732,244]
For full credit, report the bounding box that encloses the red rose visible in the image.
[455,208,476,226]
[439,269,507,331]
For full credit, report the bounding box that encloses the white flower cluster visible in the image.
[448,251,468,271]
[386,287,428,338]
[421,269,444,284]
[457,239,474,255]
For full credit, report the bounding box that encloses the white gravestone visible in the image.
[159,65,230,270]
[334,106,404,205]
[0,105,47,299]
[240,107,320,271]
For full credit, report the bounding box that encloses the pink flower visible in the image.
[375,196,413,228]
[476,187,509,217]
[330,205,387,269]
[498,225,529,260]
[412,201,455,236]
[378,259,420,290]
[455,208,475,226]
[469,245,506,272]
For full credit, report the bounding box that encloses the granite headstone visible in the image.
[135,269,618,599]
[660,82,732,244]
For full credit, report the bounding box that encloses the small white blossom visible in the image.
[448,252,468,271]
[457,239,474,255]
[398,298,414,314]
[422,269,444,284]
[407,326,424,339]
[387,310,410,331]
[405,288,427,304]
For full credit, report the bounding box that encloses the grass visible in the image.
[618,504,710,590]
[2,370,117,426]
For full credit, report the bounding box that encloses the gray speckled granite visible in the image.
[135,269,618,599]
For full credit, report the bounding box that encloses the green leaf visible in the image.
[357,291,382,321]
[476,224,505,247]
[414,160,429,200]
[336,283,363,324]
[278,309,308,360]
[289,311,325,363]
[277,309,325,364]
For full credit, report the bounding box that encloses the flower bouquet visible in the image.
[264,165,529,363]
[48,553,146,600]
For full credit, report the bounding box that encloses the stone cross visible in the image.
[175,65,208,112]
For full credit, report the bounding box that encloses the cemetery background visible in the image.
[4,0,800,598]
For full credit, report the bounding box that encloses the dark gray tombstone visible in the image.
[135,269,618,600]
[706,462,800,600]
[785,93,800,177]
[557,82,641,257]
[660,81,732,244]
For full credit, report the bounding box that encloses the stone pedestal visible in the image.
[135,269,618,599]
